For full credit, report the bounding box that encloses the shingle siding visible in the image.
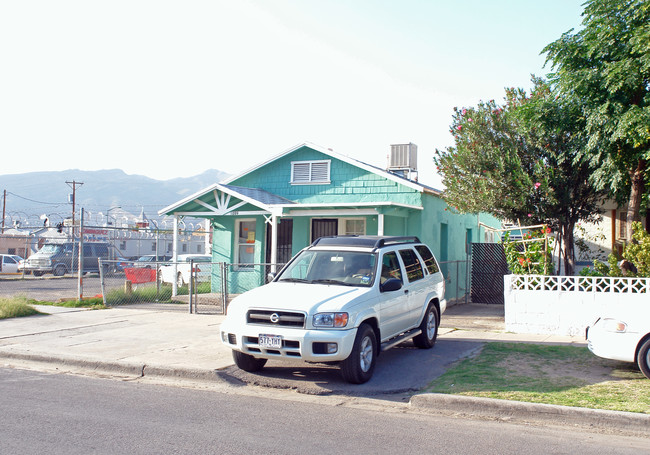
[230,146,420,206]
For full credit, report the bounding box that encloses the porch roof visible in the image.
[159,184,422,219]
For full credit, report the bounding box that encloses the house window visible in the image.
[151,243,156,252]
[291,160,331,184]
[341,218,366,236]
[182,243,187,253]
[196,243,203,253]
[120,241,127,250]
[235,219,256,267]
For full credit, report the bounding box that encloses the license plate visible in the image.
[258,334,282,349]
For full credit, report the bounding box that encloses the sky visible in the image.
[0,0,585,188]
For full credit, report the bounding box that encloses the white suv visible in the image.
[220,236,446,383]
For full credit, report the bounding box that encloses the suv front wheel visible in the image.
[53,264,67,277]
[232,350,268,372]
[340,323,377,384]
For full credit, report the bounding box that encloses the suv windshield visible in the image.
[278,250,376,287]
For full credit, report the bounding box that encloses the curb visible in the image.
[0,351,233,384]
[410,393,650,435]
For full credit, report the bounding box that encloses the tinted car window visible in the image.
[94,244,109,257]
[415,245,439,274]
[380,251,402,284]
[399,249,424,282]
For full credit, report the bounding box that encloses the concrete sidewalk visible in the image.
[0,303,585,375]
[0,303,647,435]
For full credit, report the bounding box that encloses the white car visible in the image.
[587,302,650,379]
[220,236,446,384]
[0,254,23,274]
[158,254,212,287]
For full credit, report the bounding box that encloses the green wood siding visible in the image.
[231,146,421,207]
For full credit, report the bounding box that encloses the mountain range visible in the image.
[0,168,230,225]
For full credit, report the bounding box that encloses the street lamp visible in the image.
[105,206,122,227]
[105,206,121,260]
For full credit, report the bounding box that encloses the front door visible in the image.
[266,218,293,265]
[312,219,338,243]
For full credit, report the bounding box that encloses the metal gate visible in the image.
[470,243,510,304]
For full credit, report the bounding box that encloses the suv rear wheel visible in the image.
[413,302,439,349]
[341,323,377,384]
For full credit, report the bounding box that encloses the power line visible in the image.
[6,191,66,206]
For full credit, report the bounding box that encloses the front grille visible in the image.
[29,258,50,267]
[246,310,306,328]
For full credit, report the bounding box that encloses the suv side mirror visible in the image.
[380,278,402,293]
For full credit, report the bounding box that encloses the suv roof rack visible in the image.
[310,235,421,249]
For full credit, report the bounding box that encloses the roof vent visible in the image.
[388,143,418,180]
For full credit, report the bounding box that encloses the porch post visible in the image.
[172,215,179,297]
[378,213,385,236]
[271,214,278,272]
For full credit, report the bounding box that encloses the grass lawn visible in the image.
[0,296,43,319]
[0,295,106,319]
[425,342,650,414]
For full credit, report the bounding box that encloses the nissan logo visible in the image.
[270,313,280,324]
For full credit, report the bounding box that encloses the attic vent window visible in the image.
[291,160,331,185]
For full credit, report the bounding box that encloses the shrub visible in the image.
[580,222,650,278]
[502,227,554,275]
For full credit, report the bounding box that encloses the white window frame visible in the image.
[234,218,257,270]
[290,160,331,185]
[339,218,366,236]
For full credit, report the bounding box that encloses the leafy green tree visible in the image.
[434,79,605,275]
[543,0,650,240]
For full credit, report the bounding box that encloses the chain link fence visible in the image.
[439,259,471,305]
[98,260,284,314]
[2,251,472,312]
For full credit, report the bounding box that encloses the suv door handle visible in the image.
[403,289,409,294]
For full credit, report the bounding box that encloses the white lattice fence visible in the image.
[504,275,650,336]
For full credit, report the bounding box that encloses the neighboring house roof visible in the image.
[222,141,442,196]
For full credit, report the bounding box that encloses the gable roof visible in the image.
[158,183,295,217]
[222,141,441,195]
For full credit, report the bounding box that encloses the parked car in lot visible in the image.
[220,235,446,384]
[157,254,212,287]
[587,302,650,379]
[0,254,23,274]
[19,241,117,276]
[132,254,172,268]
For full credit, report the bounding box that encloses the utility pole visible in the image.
[1,189,6,234]
[66,180,83,237]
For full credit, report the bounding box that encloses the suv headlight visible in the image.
[313,312,348,328]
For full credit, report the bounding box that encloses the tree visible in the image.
[434,79,605,275]
[543,0,650,240]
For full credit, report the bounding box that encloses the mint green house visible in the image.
[159,142,501,299]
